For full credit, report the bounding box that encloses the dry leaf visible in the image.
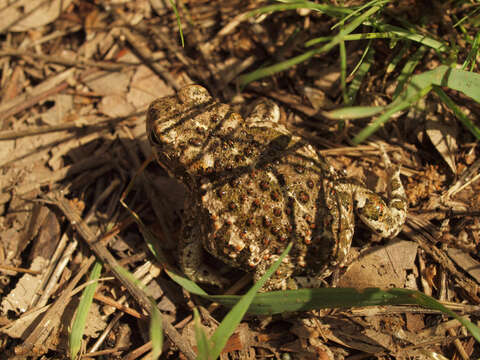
[41,94,74,125]
[0,0,74,32]
[1,257,47,314]
[127,64,174,110]
[447,247,480,284]
[98,94,135,117]
[425,118,458,173]
[338,240,418,288]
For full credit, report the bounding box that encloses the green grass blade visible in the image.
[463,31,480,71]
[166,269,210,296]
[248,2,350,18]
[327,105,385,119]
[345,44,374,105]
[433,87,480,141]
[351,65,480,143]
[150,298,163,359]
[207,243,292,359]
[373,23,448,52]
[352,83,432,144]
[386,42,411,74]
[193,308,210,360]
[392,45,428,99]
[167,265,480,344]
[168,0,184,47]
[168,272,480,343]
[391,289,480,343]
[239,3,385,86]
[69,261,102,360]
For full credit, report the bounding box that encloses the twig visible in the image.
[43,191,197,360]
[0,49,132,71]
[15,256,96,355]
[0,111,142,140]
[118,27,181,91]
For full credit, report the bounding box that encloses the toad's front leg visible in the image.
[179,211,227,287]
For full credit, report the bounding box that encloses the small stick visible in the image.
[43,191,197,360]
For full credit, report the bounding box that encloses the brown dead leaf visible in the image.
[127,64,175,110]
[0,257,47,314]
[338,240,418,288]
[0,0,74,32]
[41,94,74,125]
[447,247,480,284]
[425,118,458,173]
[98,94,136,117]
[84,70,131,96]
[303,86,335,110]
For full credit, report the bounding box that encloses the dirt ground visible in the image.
[0,0,479,359]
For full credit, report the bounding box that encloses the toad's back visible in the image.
[147,85,407,290]
[147,86,347,276]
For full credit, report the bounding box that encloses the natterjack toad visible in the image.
[147,85,407,291]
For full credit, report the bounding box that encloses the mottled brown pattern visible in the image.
[147,85,407,291]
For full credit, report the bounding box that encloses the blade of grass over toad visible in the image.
[193,308,210,360]
[239,3,385,86]
[69,261,102,360]
[434,87,480,141]
[150,298,163,359]
[167,271,480,343]
[207,243,292,359]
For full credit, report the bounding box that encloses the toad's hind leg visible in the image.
[179,216,227,287]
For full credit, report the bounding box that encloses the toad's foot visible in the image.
[350,146,407,239]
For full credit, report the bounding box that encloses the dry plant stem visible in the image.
[45,191,197,360]
[448,327,469,360]
[0,67,75,120]
[0,81,68,125]
[29,232,69,308]
[93,293,144,320]
[37,239,78,308]
[445,158,480,198]
[0,113,139,140]
[85,348,128,357]
[406,215,480,302]
[15,256,96,355]
[0,49,130,71]
[88,312,124,354]
[0,154,112,204]
[124,341,152,360]
[0,264,41,275]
